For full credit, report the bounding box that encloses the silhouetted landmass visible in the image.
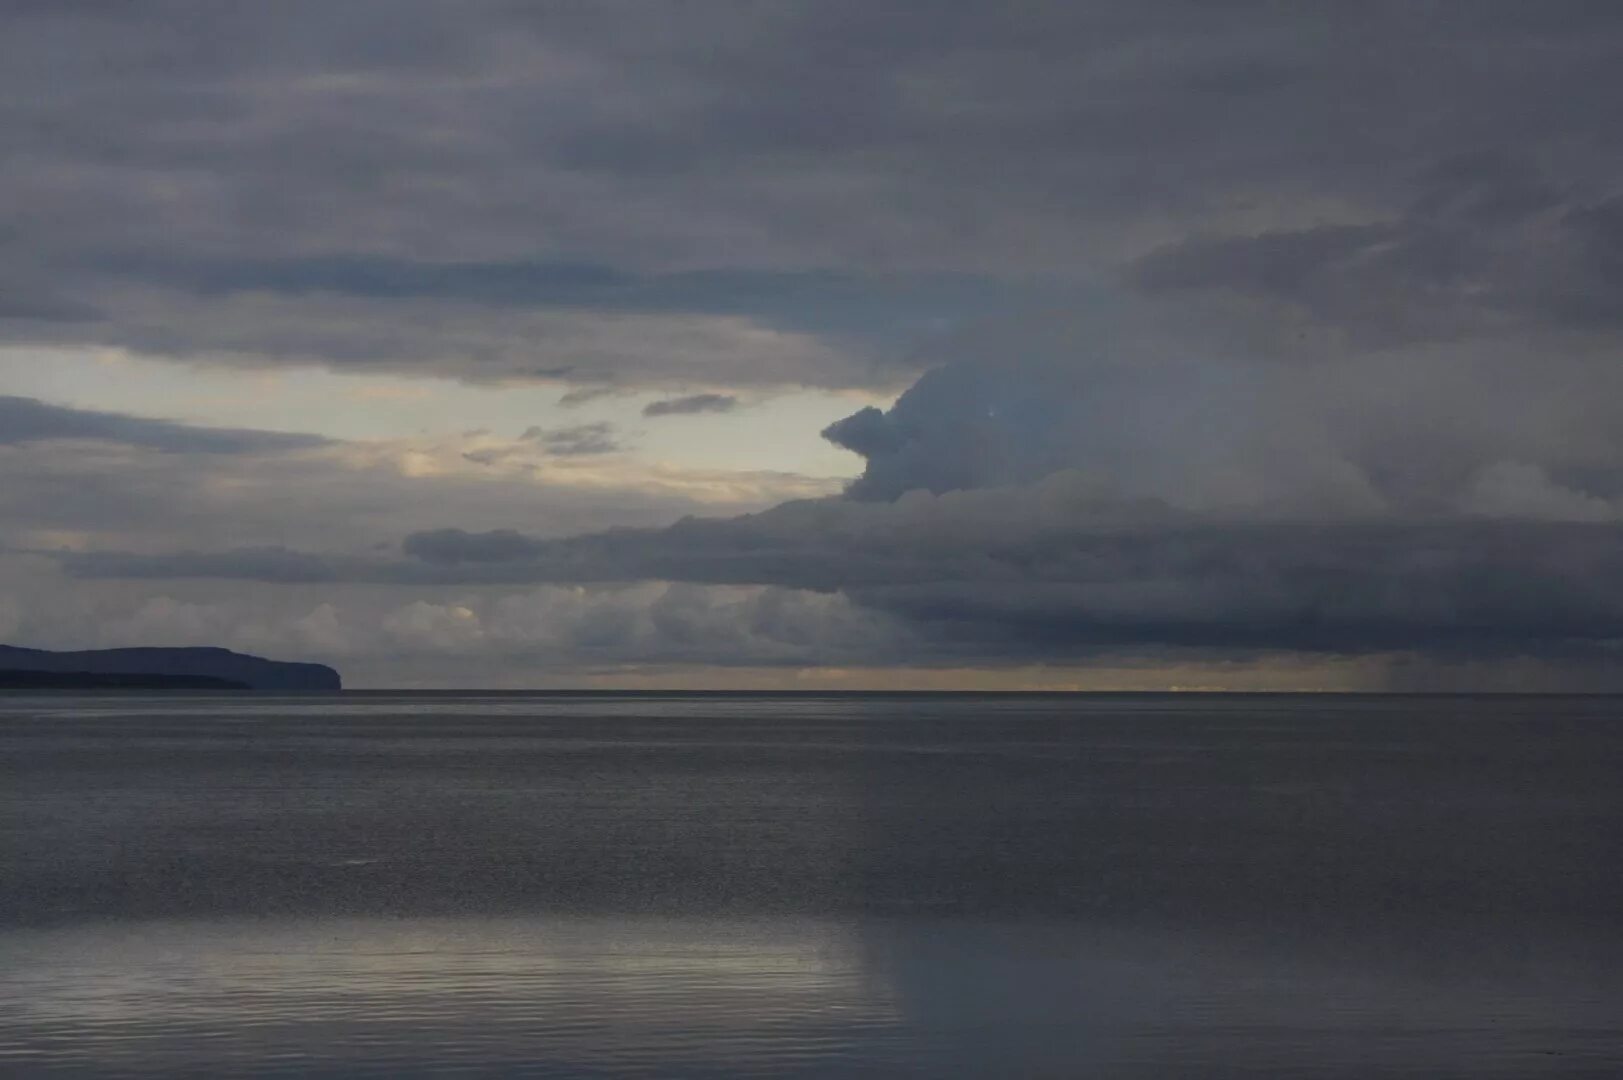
[0,670,250,690]
[0,645,341,691]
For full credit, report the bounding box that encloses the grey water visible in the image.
[2,692,1620,1077]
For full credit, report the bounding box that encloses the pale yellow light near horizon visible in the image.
[0,346,886,481]
[336,656,1401,693]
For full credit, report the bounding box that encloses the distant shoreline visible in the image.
[0,644,341,691]
[0,670,250,690]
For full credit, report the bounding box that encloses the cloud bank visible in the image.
[6,3,1620,391]
[7,3,1623,685]
[0,396,329,454]
[41,293,1623,673]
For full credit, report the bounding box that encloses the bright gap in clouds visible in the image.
[0,347,876,480]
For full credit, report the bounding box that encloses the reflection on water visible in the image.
[0,916,900,1077]
[4,915,1619,1077]
[3,692,1623,1075]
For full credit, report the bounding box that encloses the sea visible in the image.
[2,691,1620,1077]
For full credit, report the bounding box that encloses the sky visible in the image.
[4,1,1623,688]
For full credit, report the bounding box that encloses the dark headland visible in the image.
[0,645,341,691]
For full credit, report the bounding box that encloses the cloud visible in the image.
[55,547,358,585]
[518,421,620,456]
[643,393,738,417]
[373,491,1623,658]
[1458,461,1623,523]
[0,395,329,454]
[370,582,904,667]
[49,509,1623,662]
[404,529,545,566]
[5,4,1620,390]
[818,289,1623,513]
[110,256,1015,342]
[48,295,875,390]
[0,547,913,679]
[557,385,627,408]
[10,4,1623,684]
[50,287,1623,669]
[0,415,826,563]
[1129,151,1623,350]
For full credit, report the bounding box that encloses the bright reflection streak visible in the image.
[0,915,901,1076]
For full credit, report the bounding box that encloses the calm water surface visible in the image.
[2,692,1621,1076]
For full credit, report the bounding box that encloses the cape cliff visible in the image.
[0,645,342,691]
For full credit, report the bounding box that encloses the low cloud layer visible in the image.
[0,551,913,685]
[47,285,1623,674]
[49,511,1623,668]
[0,395,329,455]
[0,399,829,562]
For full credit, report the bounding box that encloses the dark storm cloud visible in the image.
[54,546,355,585]
[13,2,1623,679]
[49,266,1623,667]
[52,511,1623,661]
[643,394,738,418]
[1130,150,1623,342]
[404,529,546,566]
[4,2,1622,385]
[0,396,328,454]
[101,256,1019,344]
[821,407,904,462]
[0,283,100,324]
